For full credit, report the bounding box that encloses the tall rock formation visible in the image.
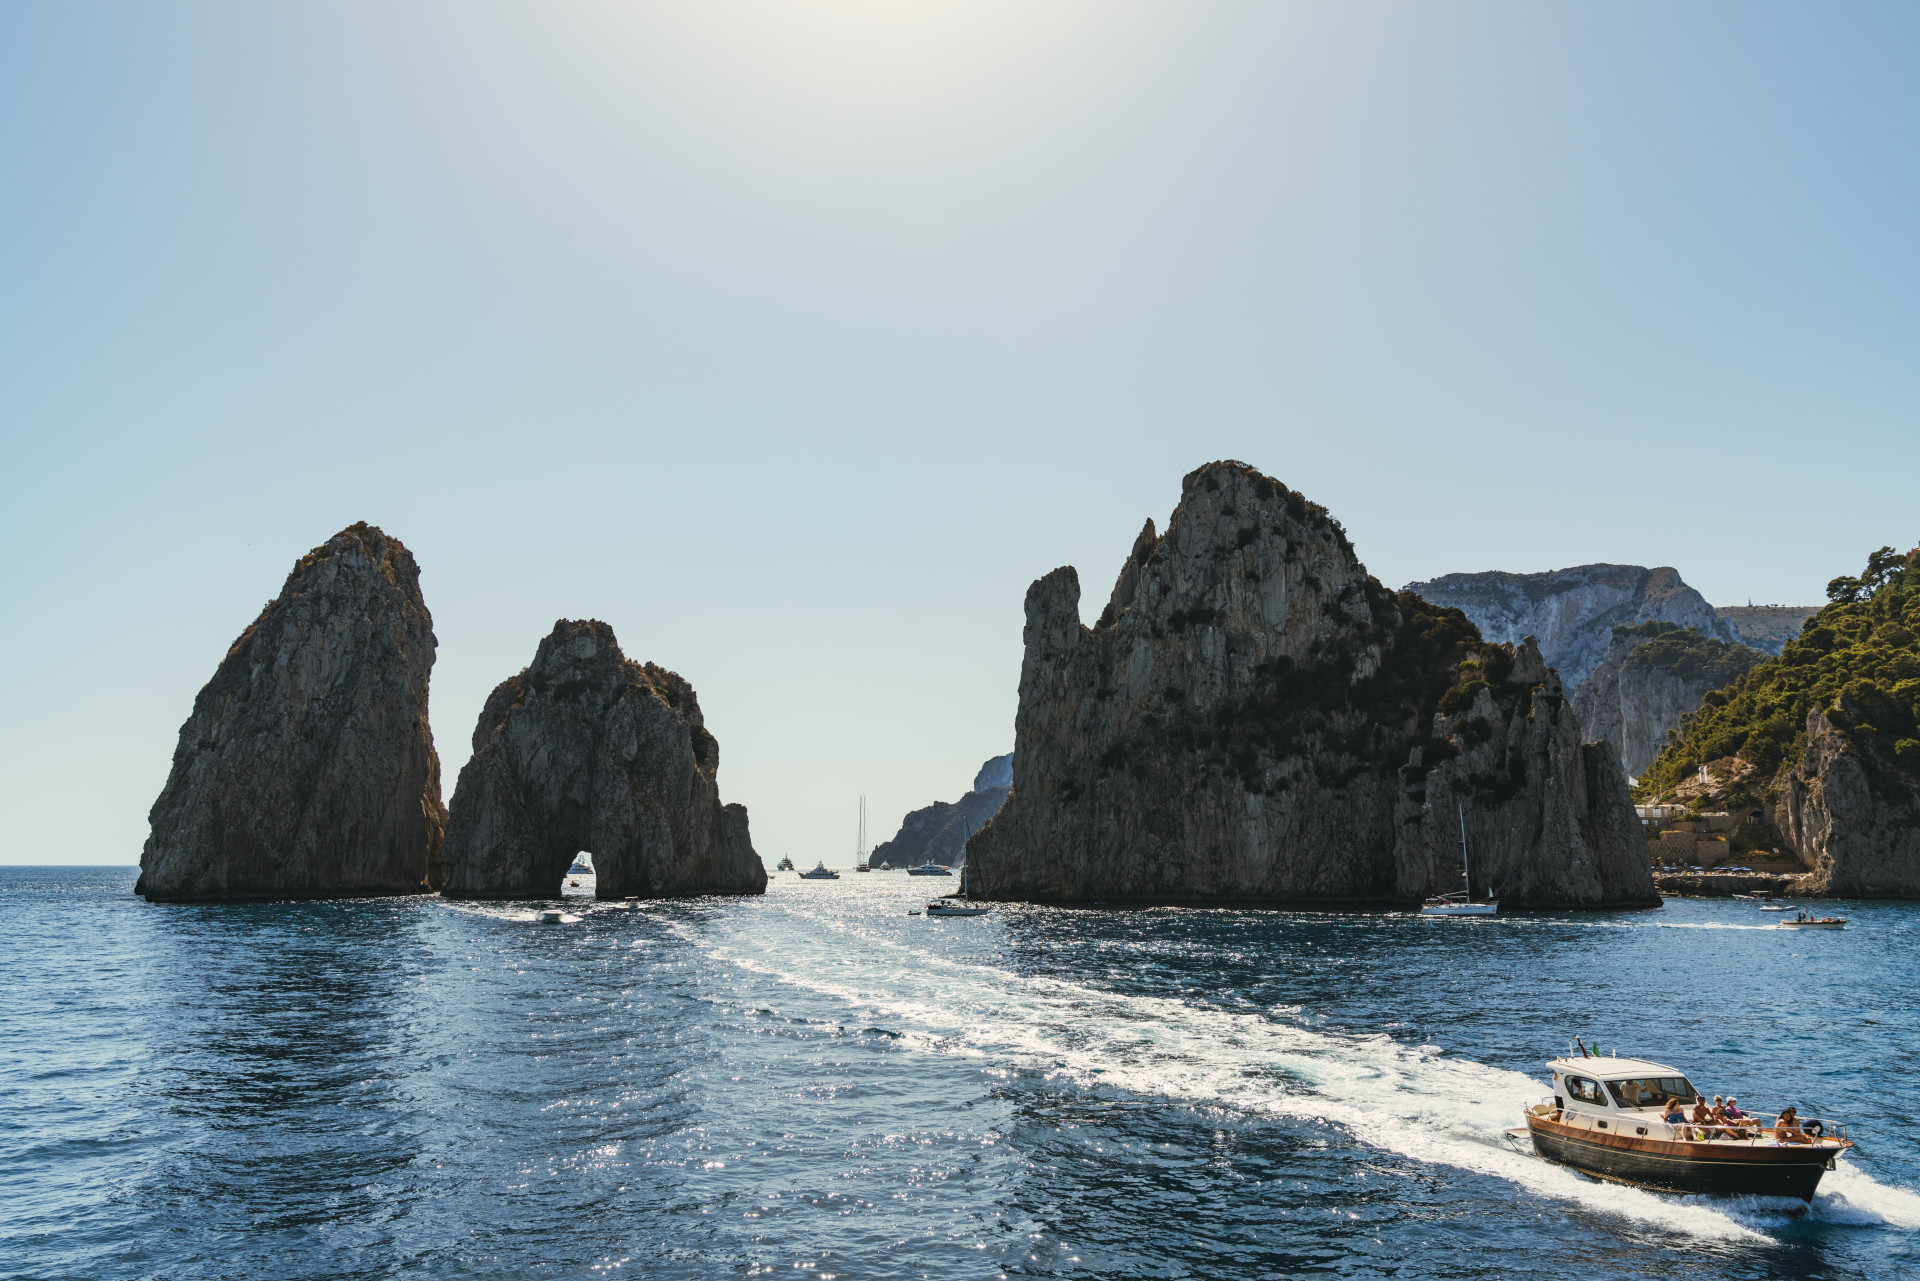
[869,753,1011,869]
[136,523,447,901]
[1405,565,1739,689]
[1775,707,1920,896]
[441,620,765,899]
[1572,623,1766,777]
[964,462,1657,909]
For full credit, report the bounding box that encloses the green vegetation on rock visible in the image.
[1637,546,1920,795]
[1617,621,1764,687]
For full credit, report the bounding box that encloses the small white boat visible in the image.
[925,899,989,917]
[798,862,840,880]
[1421,807,1497,915]
[567,853,595,875]
[537,909,570,924]
[906,863,953,877]
[776,856,795,871]
[1778,912,1846,929]
[1759,904,1789,912]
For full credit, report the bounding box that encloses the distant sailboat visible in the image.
[854,795,871,871]
[1421,805,1498,916]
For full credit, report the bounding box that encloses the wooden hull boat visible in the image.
[1778,916,1846,929]
[1525,1053,1851,1201]
[1525,1108,1844,1200]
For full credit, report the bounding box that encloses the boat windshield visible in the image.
[1607,1077,1697,1109]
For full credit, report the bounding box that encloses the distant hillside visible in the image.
[1637,545,1920,896]
[1404,564,1736,689]
[1572,622,1766,776]
[1716,605,1821,655]
[869,754,1011,869]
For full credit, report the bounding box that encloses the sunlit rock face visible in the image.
[1777,707,1920,897]
[137,523,447,901]
[441,619,765,900]
[1405,564,1739,690]
[963,461,1656,909]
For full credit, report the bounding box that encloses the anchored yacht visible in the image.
[925,898,989,917]
[797,861,840,880]
[1516,1052,1851,1200]
[906,863,952,877]
[1421,805,1497,915]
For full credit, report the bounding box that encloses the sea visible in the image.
[3,866,1917,1280]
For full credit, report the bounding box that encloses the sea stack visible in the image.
[964,461,1658,909]
[137,523,448,901]
[440,619,766,899]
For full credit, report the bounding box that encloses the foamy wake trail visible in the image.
[679,901,1919,1244]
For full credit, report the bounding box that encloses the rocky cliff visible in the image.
[440,620,765,899]
[1775,707,1920,895]
[1405,565,1739,689]
[964,462,1657,909]
[1572,623,1765,777]
[137,523,447,901]
[1716,605,1820,655]
[869,753,1011,869]
[1639,544,1920,896]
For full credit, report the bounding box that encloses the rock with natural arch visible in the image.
[440,620,766,899]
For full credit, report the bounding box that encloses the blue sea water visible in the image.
[2,866,1917,1280]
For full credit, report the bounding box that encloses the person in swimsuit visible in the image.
[1663,1097,1687,1128]
[1691,1097,1717,1140]
[1775,1106,1810,1144]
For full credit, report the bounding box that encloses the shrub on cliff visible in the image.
[1637,546,1920,794]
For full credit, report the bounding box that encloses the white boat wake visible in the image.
[676,896,1920,1247]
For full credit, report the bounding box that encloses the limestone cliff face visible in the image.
[441,620,765,899]
[1716,606,1820,656]
[1572,624,1765,777]
[964,462,1656,908]
[1405,565,1738,689]
[1774,707,1920,896]
[137,523,447,901]
[869,753,1011,869]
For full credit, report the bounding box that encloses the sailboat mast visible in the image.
[1458,804,1470,899]
[858,795,867,859]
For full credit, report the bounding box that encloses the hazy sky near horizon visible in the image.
[3,2,1917,866]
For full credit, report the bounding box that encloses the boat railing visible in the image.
[1545,1106,1847,1147]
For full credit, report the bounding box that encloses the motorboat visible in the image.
[567,853,595,875]
[906,863,953,877]
[776,856,795,871]
[1420,805,1497,915]
[1759,904,1789,912]
[925,899,990,917]
[1778,911,1847,929]
[537,909,570,924]
[1517,1051,1851,1200]
[798,862,840,880]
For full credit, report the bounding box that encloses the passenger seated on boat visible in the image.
[1662,1098,1687,1126]
[1691,1097,1716,1140]
[1775,1107,1810,1144]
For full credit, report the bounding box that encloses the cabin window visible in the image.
[1564,1075,1607,1105]
[1606,1077,1697,1109]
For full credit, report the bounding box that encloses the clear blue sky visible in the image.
[3,2,1916,866]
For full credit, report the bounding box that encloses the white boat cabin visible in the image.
[1543,1056,1705,1140]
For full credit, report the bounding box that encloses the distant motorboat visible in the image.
[906,863,952,877]
[798,862,840,880]
[1778,911,1846,929]
[567,853,594,875]
[537,909,568,924]
[776,856,795,872]
[1759,904,1789,912]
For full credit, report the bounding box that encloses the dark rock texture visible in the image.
[869,753,1011,869]
[1775,707,1920,896]
[441,620,765,900]
[963,462,1657,909]
[137,523,447,901]
[1405,564,1740,689]
[1572,623,1766,777]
